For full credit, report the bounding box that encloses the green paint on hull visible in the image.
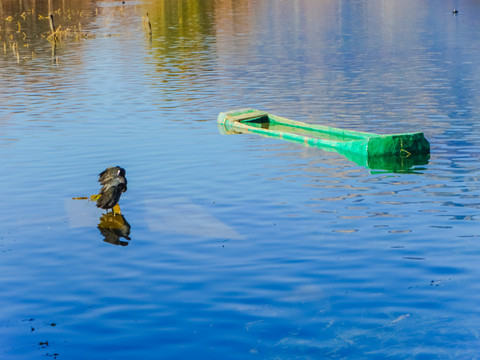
[218,108,430,172]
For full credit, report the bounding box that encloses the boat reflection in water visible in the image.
[218,109,430,174]
[347,151,430,174]
[97,213,131,246]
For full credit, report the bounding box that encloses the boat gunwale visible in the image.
[237,113,427,141]
[232,120,359,147]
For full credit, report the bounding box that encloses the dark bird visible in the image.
[98,166,126,186]
[453,9,458,14]
[96,166,127,212]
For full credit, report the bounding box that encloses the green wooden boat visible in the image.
[218,108,430,172]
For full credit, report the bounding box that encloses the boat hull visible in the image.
[218,108,430,172]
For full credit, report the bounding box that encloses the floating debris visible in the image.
[390,314,410,325]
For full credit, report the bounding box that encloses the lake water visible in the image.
[1,0,480,358]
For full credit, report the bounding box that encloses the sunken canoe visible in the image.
[218,108,430,171]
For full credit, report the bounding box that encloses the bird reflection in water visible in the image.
[97,212,132,246]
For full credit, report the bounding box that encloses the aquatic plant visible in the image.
[0,2,148,65]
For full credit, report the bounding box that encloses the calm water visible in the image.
[1,0,480,358]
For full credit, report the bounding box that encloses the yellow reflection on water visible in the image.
[98,213,131,246]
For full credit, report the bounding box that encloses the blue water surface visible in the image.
[1,0,480,359]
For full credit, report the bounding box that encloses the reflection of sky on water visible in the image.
[0,0,480,359]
